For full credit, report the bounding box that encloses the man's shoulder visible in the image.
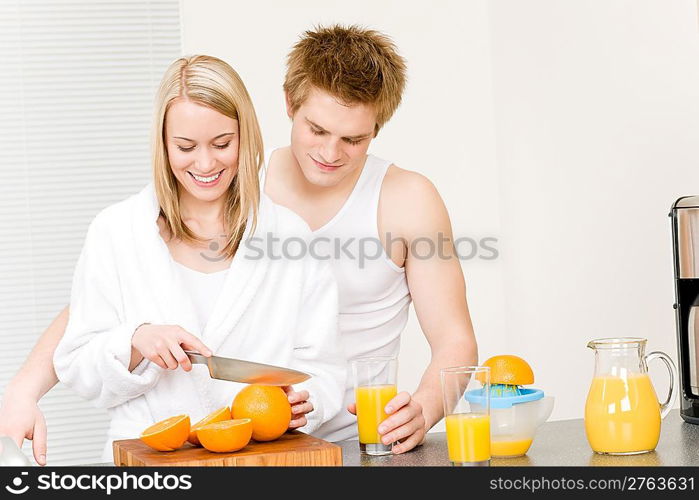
[381,164,441,204]
[379,165,448,235]
[263,146,293,197]
[266,146,292,168]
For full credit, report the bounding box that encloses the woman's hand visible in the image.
[282,386,313,430]
[0,394,47,465]
[131,324,212,371]
[347,391,427,454]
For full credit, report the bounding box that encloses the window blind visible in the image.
[0,0,181,466]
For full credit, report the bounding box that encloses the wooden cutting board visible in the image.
[113,431,342,466]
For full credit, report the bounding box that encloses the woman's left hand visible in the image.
[282,386,313,430]
[348,391,426,454]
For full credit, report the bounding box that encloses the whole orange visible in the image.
[231,385,292,442]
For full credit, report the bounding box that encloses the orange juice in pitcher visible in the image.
[584,338,677,455]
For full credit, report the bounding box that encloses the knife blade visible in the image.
[185,351,311,386]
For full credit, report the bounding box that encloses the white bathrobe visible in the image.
[53,183,346,462]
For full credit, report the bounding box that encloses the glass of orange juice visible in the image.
[351,356,398,456]
[441,366,491,466]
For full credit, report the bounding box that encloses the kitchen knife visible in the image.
[185,351,311,386]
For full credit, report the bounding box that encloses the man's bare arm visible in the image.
[376,167,478,453]
[0,305,69,464]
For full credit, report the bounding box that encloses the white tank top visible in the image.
[173,261,229,335]
[264,150,412,442]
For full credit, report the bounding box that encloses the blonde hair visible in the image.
[151,55,263,259]
[283,24,407,135]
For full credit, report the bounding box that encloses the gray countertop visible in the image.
[91,409,698,467]
[338,409,699,466]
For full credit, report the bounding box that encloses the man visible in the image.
[0,25,477,462]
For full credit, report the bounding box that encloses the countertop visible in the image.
[338,409,699,466]
[90,409,698,467]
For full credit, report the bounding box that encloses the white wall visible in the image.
[181,0,699,423]
[488,0,699,419]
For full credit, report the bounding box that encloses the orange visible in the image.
[140,414,190,452]
[231,385,292,442]
[478,355,534,386]
[196,419,253,453]
[188,406,232,446]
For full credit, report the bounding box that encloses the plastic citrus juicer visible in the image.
[464,355,554,458]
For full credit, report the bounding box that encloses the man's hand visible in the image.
[348,391,426,454]
[0,396,47,465]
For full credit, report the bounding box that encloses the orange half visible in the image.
[188,406,232,446]
[140,414,190,452]
[477,355,534,386]
[196,418,253,453]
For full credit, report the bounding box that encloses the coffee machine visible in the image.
[670,196,699,423]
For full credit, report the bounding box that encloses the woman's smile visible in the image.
[188,169,225,187]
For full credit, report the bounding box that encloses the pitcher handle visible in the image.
[644,351,679,419]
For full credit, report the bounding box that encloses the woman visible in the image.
[51,55,345,462]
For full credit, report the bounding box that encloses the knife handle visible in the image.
[184,350,209,366]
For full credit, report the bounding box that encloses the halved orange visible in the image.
[196,418,253,453]
[477,355,534,386]
[188,406,232,446]
[140,414,190,451]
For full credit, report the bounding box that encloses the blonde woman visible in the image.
[51,55,344,462]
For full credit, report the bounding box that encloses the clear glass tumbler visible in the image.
[351,356,398,456]
[441,365,491,466]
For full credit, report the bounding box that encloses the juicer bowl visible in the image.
[490,396,555,457]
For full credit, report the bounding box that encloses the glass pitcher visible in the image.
[584,337,678,455]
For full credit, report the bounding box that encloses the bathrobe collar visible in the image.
[131,183,271,355]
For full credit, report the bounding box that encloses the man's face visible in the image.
[288,88,377,189]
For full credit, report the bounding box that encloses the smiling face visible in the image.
[165,98,239,203]
[288,88,377,189]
